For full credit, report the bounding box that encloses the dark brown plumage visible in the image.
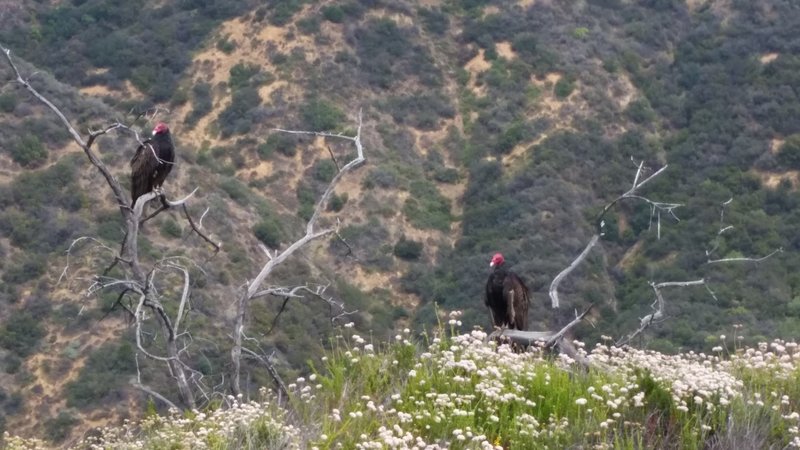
[485,253,530,330]
[130,122,175,207]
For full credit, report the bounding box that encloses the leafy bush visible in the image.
[433,167,460,184]
[300,98,345,131]
[626,98,657,124]
[44,411,78,443]
[0,93,16,113]
[216,36,236,54]
[554,76,576,98]
[384,93,455,130]
[159,219,182,238]
[313,159,337,183]
[218,86,262,137]
[418,7,448,36]
[229,63,261,90]
[1,255,46,285]
[327,192,348,212]
[65,342,136,409]
[220,177,250,205]
[296,17,321,35]
[777,134,800,170]
[296,182,316,220]
[321,5,345,23]
[185,83,213,128]
[253,214,284,249]
[268,0,303,25]
[10,134,48,168]
[403,180,453,231]
[354,18,440,88]
[260,133,297,158]
[393,235,423,260]
[0,311,46,358]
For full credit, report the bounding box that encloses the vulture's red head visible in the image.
[153,122,169,136]
[489,253,504,268]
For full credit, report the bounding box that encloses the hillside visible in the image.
[0,0,799,444]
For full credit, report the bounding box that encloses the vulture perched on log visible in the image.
[485,253,530,331]
[130,122,175,207]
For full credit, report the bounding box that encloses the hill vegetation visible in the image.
[7,320,800,449]
[0,0,799,444]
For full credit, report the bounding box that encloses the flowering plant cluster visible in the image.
[5,315,800,449]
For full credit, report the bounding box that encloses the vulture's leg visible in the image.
[488,308,496,328]
[507,290,515,327]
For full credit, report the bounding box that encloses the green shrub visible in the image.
[216,37,236,54]
[296,17,321,35]
[0,93,16,113]
[1,255,46,285]
[269,0,303,25]
[554,76,576,98]
[218,86,262,137]
[65,342,136,409]
[418,7,448,35]
[261,133,297,158]
[229,63,261,90]
[159,219,182,238]
[777,134,800,169]
[253,215,284,248]
[393,235,423,260]
[220,177,250,205]
[185,83,213,128]
[0,311,46,358]
[44,411,78,443]
[626,98,657,124]
[301,98,345,131]
[296,183,316,220]
[4,354,21,374]
[433,167,460,184]
[321,5,345,23]
[313,159,338,183]
[10,134,48,168]
[402,180,453,231]
[327,193,348,212]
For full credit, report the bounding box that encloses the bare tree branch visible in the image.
[549,161,678,309]
[488,304,594,353]
[705,198,783,264]
[549,235,600,309]
[131,382,179,412]
[707,248,783,264]
[231,110,366,397]
[241,346,289,400]
[615,279,707,347]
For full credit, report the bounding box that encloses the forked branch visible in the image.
[549,161,679,308]
[230,110,366,397]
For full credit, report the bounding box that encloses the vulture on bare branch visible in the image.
[485,253,530,330]
[130,122,175,207]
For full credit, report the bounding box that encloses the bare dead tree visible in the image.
[614,198,782,346]
[550,160,682,309]
[1,45,222,408]
[496,162,690,352]
[540,161,781,349]
[230,112,365,398]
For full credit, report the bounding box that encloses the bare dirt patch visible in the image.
[770,138,785,154]
[754,170,800,189]
[760,52,779,64]
[464,49,491,96]
[496,41,516,60]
